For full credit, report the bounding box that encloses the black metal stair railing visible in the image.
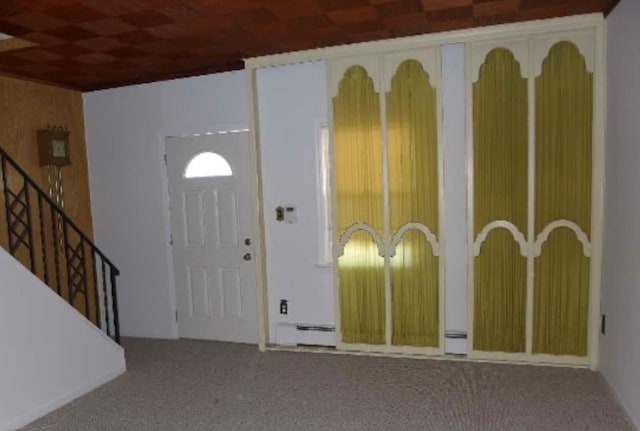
[0,146,120,343]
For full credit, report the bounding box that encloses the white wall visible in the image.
[84,72,247,338]
[83,65,334,343]
[441,44,468,353]
[255,53,468,347]
[601,0,640,428]
[83,54,468,346]
[0,248,125,431]
[256,62,333,342]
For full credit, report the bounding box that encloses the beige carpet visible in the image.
[22,338,633,430]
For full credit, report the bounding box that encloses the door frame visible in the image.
[245,13,605,368]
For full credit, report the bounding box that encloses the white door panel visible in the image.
[166,132,257,344]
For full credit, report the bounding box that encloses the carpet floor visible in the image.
[21,338,633,431]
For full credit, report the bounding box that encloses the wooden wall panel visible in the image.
[0,75,96,321]
[0,74,93,236]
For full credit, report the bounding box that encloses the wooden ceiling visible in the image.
[0,0,620,91]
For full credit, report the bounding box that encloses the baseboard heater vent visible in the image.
[296,325,335,332]
[275,323,336,347]
[444,330,468,355]
[445,331,467,339]
[296,324,335,347]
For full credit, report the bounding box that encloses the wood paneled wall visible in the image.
[0,75,97,321]
[0,75,93,236]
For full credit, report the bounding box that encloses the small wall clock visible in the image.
[37,127,70,167]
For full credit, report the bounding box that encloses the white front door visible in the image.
[166,132,257,344]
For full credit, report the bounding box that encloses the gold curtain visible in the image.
[534,42,592,356]
[474,230,527,352]
[534,230,589,355]
[473,49,528,352]
[339,231,385,344]
[390,231,438,346]
[386,60,439,347]
[333,65,385,344]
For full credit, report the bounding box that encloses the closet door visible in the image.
[385,51,442,349]
[469,41,530,355]
[330,50,443,353]
[532,35,595,358]
[468,29,602,366]
[331,57,385,345]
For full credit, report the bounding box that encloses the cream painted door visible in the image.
[166,132,257,344]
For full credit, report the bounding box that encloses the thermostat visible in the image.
[284,205,297,224]
[276,205,297,223]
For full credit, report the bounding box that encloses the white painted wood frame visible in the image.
[244,14,605,368]
[245,67,269,351]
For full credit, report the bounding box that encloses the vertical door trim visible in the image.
[435,49,446,353]
[464,41,475,355]
[328,58,342,348]
[245,67,269,351]
[589,18,606,371]
[379,55,392,347]
[525,38,536,356]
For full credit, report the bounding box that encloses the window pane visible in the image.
[184,152,232,178]
[319,124,333,265]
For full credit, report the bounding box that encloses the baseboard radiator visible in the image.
[275,323,336,347]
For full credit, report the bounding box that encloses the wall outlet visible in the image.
[280,299,288,315]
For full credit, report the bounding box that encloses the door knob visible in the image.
[243,253,252,261]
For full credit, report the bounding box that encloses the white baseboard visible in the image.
[444,337,467,355]
[1,364,126,431]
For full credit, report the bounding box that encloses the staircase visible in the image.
[0,146,120,343]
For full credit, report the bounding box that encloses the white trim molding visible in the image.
[245,13,605,369]
[336,223,385,257]
[532,29,596,77]
[389,223,440,257]
[470,38,530,82]
[533,220,592,258]
[382,48,439,93]
[473,221,528,257]
[245,14,604,70]
[328,56,380,99]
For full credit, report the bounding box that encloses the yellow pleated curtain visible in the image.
[473,48,528,353]
[333,59,440,347]
[387,60,439,347]
[334,65,385,345]
[534,42,592,357]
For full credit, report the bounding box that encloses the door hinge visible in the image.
[169,234,173,246]
[164,154,168,166]
[175,310,179,322]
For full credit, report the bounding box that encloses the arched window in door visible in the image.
[184,152,232,178]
